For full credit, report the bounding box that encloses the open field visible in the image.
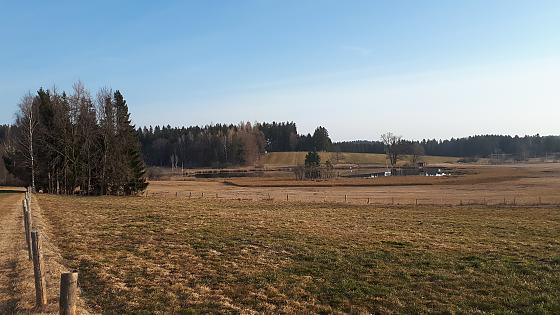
[147,152,464,180]
[261,152,461,166]
[36,195,560,313]
[4,162,559,313]
[147,163,560,205]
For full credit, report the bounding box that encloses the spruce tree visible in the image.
[114,90,148,195]
[312,126,332,151]
[127,145,148,194]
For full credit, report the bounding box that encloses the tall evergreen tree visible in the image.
[312,126,332,151]
[114,90,148,195]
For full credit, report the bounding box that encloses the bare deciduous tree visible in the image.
[15,93,39,191]
[409,142,425,165]
[381,132,403,168]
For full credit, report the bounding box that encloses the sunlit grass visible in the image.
[38,195,560,314]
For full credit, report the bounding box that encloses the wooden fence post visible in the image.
[60,272,79,315]
[367,197,370,204]
[344,195,347,203]
[286,193,289,201]
[23,205,33,260]
[24,194,31,214]
[31,230,47,308]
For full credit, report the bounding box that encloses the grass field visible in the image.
[37,194,560,314]
[146,163,560,206]
[261,152,460,166]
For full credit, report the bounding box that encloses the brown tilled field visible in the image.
[37,195,560,314]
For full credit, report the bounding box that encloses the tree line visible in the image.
[137,123,333,168]
[335,135,560,158]
[1,83,148,195]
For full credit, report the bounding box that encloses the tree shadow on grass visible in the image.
[0,187,26,194]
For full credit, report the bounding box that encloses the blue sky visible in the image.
[1,1,559,141]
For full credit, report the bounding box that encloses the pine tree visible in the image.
[304,150,321,179]
[304,151,320,166]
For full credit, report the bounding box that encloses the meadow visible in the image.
[37,192,560,313]
[260,152,461,166]
[147,163,560,206]
[2,162,557,313]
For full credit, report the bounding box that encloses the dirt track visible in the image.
[0,190,92,314]
[0,193,22,314]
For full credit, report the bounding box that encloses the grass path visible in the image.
[0,189,92,315]
[0,193,24,314]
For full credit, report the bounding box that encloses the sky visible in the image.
[1,1,559,141]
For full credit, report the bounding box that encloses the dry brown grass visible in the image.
[261,152,460,166]
[0,193,20,314]
[224,176,450,188]
[147,164,560,206]
[0,189,91,315]
[37,194,560,314]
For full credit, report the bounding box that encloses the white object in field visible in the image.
[384,171,391,176]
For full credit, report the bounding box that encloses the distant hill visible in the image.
[261,152,459,166]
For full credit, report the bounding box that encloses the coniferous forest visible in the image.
[336,135,560,157]
[137,123,332,167]
[138,126,560,168]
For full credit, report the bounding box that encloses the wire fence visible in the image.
[144,190,559,207]
[20,188,79,313]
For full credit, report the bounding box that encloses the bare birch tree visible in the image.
[15,93,39,191]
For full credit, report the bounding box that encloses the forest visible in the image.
[137,123,332,167]
[138,122,560,167]
[1,84,147,195]
[336,135,560,158]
